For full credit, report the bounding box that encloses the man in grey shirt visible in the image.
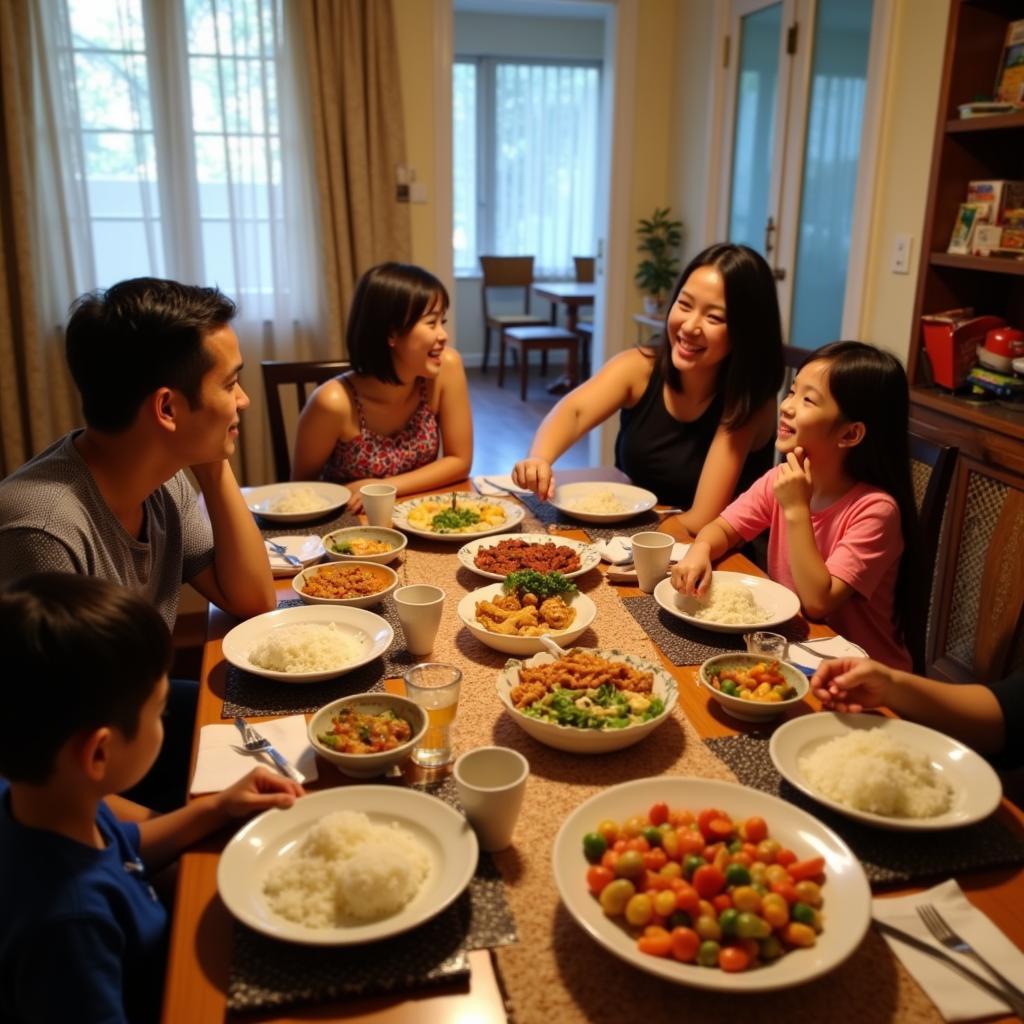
[0,277,275,806]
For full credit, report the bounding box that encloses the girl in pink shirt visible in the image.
[672,341,922,670]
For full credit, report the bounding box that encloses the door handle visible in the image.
[765,215,776,256]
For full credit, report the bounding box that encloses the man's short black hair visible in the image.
[65,277,237,433]
[0,574,172,784]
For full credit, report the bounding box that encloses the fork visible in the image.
[482,477,527,498]
[265,540,302,568]
[916,903,1024,1012]
[233,716,303,782]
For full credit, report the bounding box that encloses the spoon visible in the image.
[538,635,563,659]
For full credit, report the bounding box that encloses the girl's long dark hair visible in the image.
[654,243,784,430]
[802,342,923,653]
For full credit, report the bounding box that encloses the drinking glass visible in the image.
[743,631,787,660]
[403,663,462,767]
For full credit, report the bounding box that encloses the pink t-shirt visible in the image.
[720,467,911,670]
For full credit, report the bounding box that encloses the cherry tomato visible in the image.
[670,926,699,962]
[788,857,825,882]
[697,808,730,839]
[692,864,726,900]
[648,801,669,827]
[637,930,672,957]
[740,816,767,844]
[586,865,614,894]
[718,945,751,972]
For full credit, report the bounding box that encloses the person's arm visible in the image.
[512,348,653,499]
[670,516,743,597]
[104,794,157,823]
[136,767,303,871]
[679,398,776,535]
[811,658,1006,755]
[291,378,352,483]
[187,461,276,618]
[773,449,853,619]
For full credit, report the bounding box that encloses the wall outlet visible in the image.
[892,234,912,274]
[409,182,428,204]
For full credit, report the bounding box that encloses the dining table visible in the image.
[532,281,595,336]
[162,472,1024,1024]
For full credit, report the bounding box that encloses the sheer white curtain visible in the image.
[28,0,324,483]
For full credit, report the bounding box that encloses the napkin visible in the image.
[785,634,867,670]
[595,536,689,565]
[472,474,530,496]
[874,879,1024,1021]
[190,716,318,794]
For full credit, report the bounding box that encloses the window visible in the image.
[453,57,600,278]
[64,0,289,314]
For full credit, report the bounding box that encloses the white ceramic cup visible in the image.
[393,584,445,656]
[631,531,674,592]
[453,746,529,852]
[361,483,397,527]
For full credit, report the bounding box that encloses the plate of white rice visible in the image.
[653,571,800,633]
[221,605,393,683]
[217,786,478,945]
[548,481,658,523]
[243,482,351,523]
[769,712,1003,831]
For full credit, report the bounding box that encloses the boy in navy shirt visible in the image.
[0,573,304,1023]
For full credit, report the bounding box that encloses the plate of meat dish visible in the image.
[457,533,600,581]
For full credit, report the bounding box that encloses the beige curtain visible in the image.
[295,0,413,356]
[0,2,79,476]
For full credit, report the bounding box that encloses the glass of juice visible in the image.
[403,663,462,767]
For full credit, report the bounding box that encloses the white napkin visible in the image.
[265,542,297,574]
[595,536,689,565]
[472,474,530,496]
[874,879,1024,1021]
[190,716,318,794]
[785,634,867,670]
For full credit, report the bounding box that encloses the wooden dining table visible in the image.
[162,477,1024,1024]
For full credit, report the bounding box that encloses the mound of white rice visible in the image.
[569,491,627,514]
[271,487,330,514]
[263,810,431,927]
[691,581,770,624]
[799,730,952,818]
[249,623,363,673]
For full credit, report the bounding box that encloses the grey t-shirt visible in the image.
[0,432,215,632]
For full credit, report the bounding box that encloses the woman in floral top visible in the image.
[292,263,473,512]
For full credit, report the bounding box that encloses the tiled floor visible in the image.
[466,366,591,476]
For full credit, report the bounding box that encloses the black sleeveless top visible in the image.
[614,360,774,508]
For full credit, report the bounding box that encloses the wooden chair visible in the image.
[907,432,958,674]
[500,324,579,401]
[262,359,349,481]
[573,256,595,283]
[479,256,549,373]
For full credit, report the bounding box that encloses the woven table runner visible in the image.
[225,778,518,1014]
[516,493,664,540]
[256,508,361,539]
[704,733,1024,885]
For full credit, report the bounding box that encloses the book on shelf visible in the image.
[994,19,1024,106]
[947,202,990,254]
[966,180,1024,222]
[957,101,1016,118]
[972,224,1004,256]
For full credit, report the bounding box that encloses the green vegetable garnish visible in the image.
[503,569,577,601]
[431,506,481,532]
[520,683,664,730]
[330,540,354,554]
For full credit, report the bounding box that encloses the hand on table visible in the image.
[811,657,895,714]
[671,542,712,598]
[512,458,555,500]
[213,766,304,820]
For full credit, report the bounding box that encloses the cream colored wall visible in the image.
[856,0,950,363]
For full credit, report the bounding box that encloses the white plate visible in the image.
[548,481,658,523]
[243,482,351,523]
[391,494,524,541]
[496,648,677,753]
[552,777,871,991]
[218,786,478,945]
[265,535,325,577]
[221,604,393,683]
[653,571,800,633]
[769,713,1003,831]
[457,532,600,581]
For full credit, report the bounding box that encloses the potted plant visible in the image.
[635,207,683,315]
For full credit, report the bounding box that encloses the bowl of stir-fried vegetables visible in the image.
[495,647,678,753]
[308,693,428,777]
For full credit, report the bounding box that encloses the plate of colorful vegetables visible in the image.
[552,777,870,991]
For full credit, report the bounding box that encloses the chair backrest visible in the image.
[262,359,349,482]
[907,431,958,673]
[573,256,595,283]
[480,255,535,321]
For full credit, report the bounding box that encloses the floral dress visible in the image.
[320,376,440,483]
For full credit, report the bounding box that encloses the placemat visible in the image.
[256,508,361,539]
[620,594,810,665]
[220,598,428,718]
[705,733,1024,886]
[225,780,518,1015]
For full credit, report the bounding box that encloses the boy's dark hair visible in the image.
[654,242,784,430]
[0,574,172,784]
[346,263,449,384]
[66,277,237,432]
[801,341,924,655]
